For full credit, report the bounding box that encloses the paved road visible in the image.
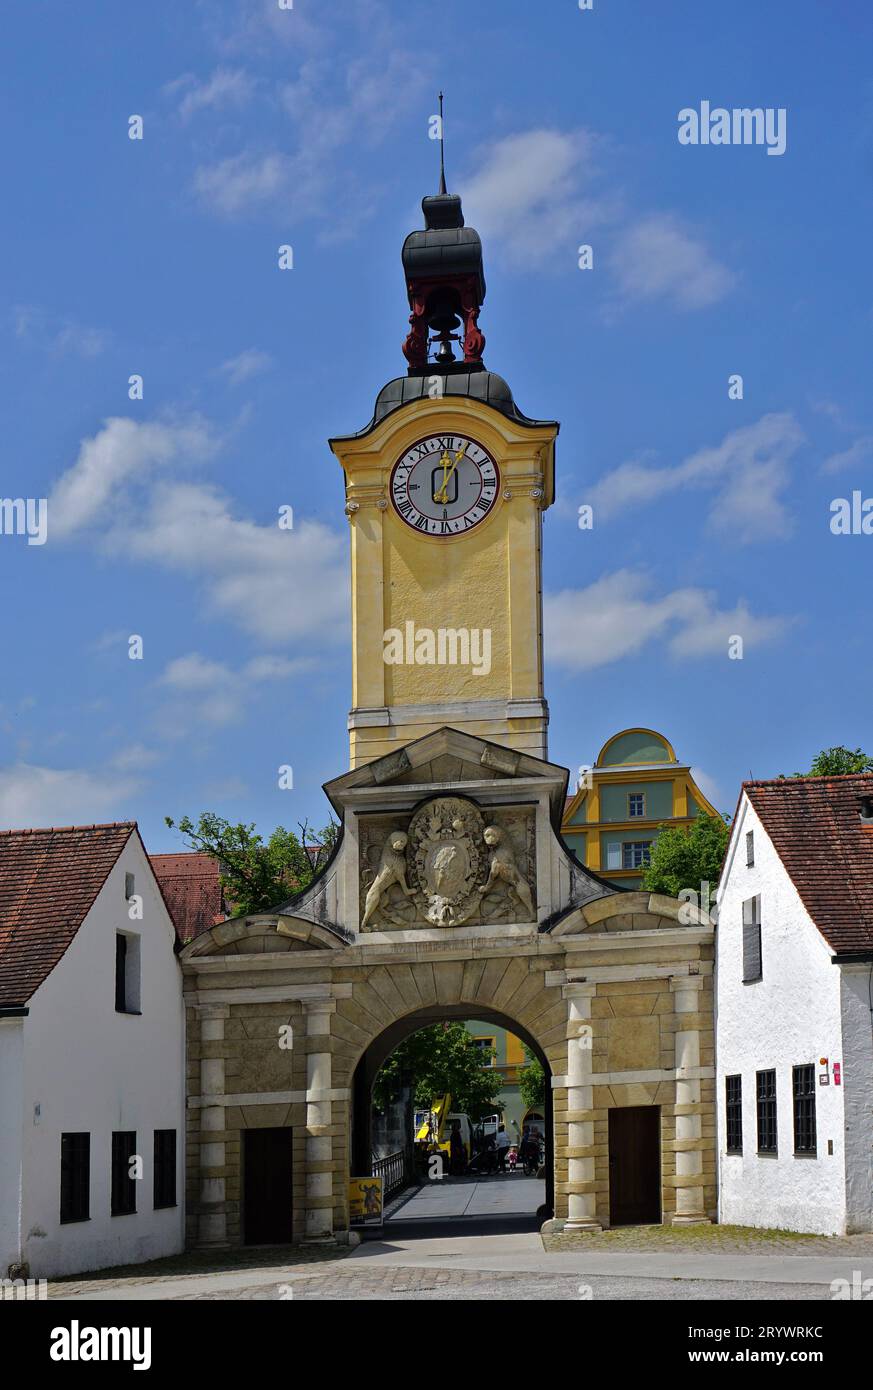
[387,1174,542,1220]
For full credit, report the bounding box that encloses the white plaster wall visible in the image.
[0,1019,25,1274]
[716,796,847,1235]
[839,965,873,1232]
[18,834,185,1276]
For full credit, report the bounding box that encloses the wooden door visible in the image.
[243,1128,293,1245]
[608,1107,661,1226]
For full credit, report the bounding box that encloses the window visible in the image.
[756,1070,777,1153]
[111,1131,137,1216]
[60,1133,90,1223]
[125,871,135,900]
[115,932,141,1013]
[742,895,762,982]
[745,831,755,867]
[725,1075,743,1154]
[471,1036,496,1067]
[628,793,646,819]
[153,1130,177,1209]
[622,841,652,870]
[793,1065,817,1155]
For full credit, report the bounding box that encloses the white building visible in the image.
[716,775,873,1235]
[0,823,185,1278]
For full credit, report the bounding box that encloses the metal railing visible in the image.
[373,1146,414,1201]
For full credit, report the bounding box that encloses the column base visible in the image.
[670,1214,712,1226]
[562,1221,604,1234]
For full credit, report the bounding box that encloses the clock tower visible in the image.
[330,162,559,770]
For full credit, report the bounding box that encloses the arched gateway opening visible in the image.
[351,1004,554,1228]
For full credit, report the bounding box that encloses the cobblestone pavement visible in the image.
[177,1267,829,1301]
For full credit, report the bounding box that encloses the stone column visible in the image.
[670,974,710,1225]
[563,983,602,1232]
[196,1002,230,1247]
[303,996,336,1241]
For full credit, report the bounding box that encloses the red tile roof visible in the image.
[0,823,136,1009]
[744,774,873,958]
[149,852,226,944]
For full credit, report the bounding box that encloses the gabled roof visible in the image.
[149,851,226,945]
[743,774,873,958]
[0,823,136,1008]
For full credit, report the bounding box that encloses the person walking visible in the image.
[495,1123,511,1172]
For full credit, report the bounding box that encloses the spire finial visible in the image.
[438,91,447,195]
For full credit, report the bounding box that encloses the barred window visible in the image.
[756,1069,777,1153]
[792,1065,817,1155]
[725,1075,743,1154]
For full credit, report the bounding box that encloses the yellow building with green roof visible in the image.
[561,727,719,889]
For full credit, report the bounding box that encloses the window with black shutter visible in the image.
[742,895,762,982]
[756,1069,777,1153]
[745,830,754,866]
[153,1130,177,1209]
[725,1075,743,1153]
[60,1132,90,1223]
[793,1064,817,1155]
[111,1131,137,1216]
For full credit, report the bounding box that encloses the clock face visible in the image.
[389,434,500,536]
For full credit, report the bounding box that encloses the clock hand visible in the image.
[434,449,452,503]
[435,448,465,504]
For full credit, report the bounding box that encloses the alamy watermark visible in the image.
[0,497,47,545]
[678,102,787,156]
[383,623,492,677]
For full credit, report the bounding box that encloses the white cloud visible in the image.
[48,416,217,539]
[461,129,610,268]
[49,417,349,646]
[14,306,108,359]
[545,570,791,672]
[607,213,735,310]
[193,151,290,216]
[219,348,274,384]
[590,413,804,543]
[155,651,314,734]
[822,435,873,475]
[0,764,136,830]
[171,67,254,121]
[194,44,421,225]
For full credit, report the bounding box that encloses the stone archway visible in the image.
[349,1002,555,1220]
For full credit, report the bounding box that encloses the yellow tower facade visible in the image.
[330,180,558,768]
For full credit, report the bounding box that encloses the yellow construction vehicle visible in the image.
[414,1093,474,1173]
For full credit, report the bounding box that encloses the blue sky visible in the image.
[1,0,871,849]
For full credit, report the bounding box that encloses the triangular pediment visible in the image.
[324,726,569,822]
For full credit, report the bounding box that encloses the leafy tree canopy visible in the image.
[790,746,873,777]
[164,811,338,918]
[642,813,731,899]
[518,1045,546,1111]
[374,1022,504,1122]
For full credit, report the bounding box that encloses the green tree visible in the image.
[641,814,731,899]
[791,746,873,777]
[518,1045,546,1111]
[164,811,339,918]
[373,1022,504,1121]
